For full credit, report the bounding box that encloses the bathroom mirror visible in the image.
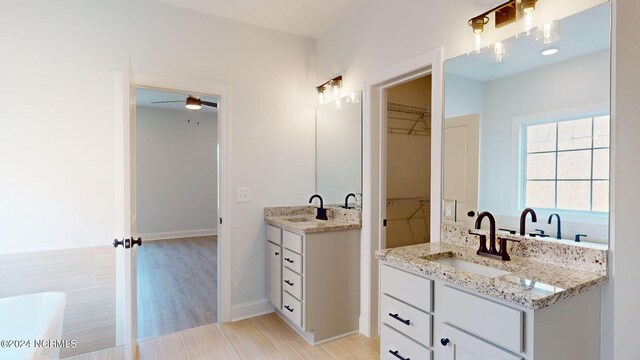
[442,2,611,245]
[316,91,363,206]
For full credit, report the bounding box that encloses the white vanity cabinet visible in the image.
[267,224,360,345]
[380,264,602,360]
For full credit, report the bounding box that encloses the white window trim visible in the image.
[510,102,610,225]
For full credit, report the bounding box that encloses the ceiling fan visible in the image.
[151,96,217,110]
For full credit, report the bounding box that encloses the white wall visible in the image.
[136,106,217,238]
[0,0,316,308]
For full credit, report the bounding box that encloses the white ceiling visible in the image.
[445,2,611,82]
[154,0,370,38]
[136,88,219,114]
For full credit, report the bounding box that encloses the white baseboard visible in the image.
[231,299,274,322]
[139,228,217,241]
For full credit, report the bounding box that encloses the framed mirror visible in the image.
[316,91,363,206]
[442,2,611,245]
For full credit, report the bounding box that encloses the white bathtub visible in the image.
[0,292,67,360]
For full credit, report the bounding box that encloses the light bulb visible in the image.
[523,9,534,33]
[543,22,552,43]
[537,21,560,44]
[318,91,324,105]
[474,32,482,53]
[494,42,506,63]
[332,84,340,98]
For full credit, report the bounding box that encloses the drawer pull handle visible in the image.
[388,313,411,325]
[440,338,450,346]
[284,280,294,286]
[284,305,294,312]
[285,258,294,263]
[389,350,410,360]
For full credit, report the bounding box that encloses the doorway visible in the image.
[134,88,219,339]
[384,75,432,248]
[359,48,443,338]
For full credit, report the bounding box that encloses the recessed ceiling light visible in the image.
[541,48,559,56]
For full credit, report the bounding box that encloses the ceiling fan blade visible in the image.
[200,100,218,108]
[150,100,184,104]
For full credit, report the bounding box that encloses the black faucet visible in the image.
[519,208,538,236]
[469,211,519,261]
[343,193,356,209]
[309,194,328,220]
[575,234,587,242]
[470,212,496,256]
[548,213,562,239]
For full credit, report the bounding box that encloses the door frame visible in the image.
[360,47,443,337]
[115,74,233,345]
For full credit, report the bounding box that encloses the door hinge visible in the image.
[383,219,387,227]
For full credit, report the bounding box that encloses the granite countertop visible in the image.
[375,242,606,310]
[265,206,362,235]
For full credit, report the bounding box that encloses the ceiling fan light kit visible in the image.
[185,96,202,110]
[150,95,218,110]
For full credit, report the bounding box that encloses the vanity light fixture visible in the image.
[541,47,559,56]
[467,0,540,50]
[316,75,342,105]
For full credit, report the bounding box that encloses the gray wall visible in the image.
[136,106,218,238]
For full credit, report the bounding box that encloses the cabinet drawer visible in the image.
[441,324,523,360]
[381,324,432,360]
[283,230,303,254]
[381,265,433,312]
[381,294,432,348]
[283,267,303,300]
[282,291,303,328]
[440,285,524,353]
[283,248,303,274]
[267,225,282,245]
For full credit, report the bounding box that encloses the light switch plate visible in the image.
[443,199,457,222]
[236,188,251,203]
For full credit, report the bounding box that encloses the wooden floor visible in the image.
[65,313,380,359]
[137,236,218,340]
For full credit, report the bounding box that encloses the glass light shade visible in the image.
[185,97,201,110]
[537,20,560,44]
[493,42,507,62]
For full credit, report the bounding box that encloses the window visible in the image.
[522,114,610,213]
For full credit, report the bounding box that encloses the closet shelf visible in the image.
[387,102,431,136]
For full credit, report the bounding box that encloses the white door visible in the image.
[444,114,480,226]
[115,60,139,360]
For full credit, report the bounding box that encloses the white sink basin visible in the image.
[432,257,510,278]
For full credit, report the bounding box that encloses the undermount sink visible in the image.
[430,257,510,278]
[284,217,315,223]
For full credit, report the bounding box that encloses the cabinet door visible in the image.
[439,324,523,360]
[267,241,282,310]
